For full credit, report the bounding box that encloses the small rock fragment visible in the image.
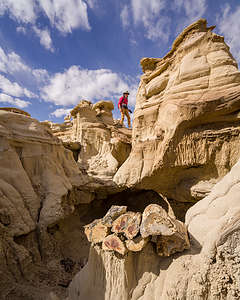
[102,234,127,255]
[102,205,127,227]
[126,236,149,252]
[112,212,141,239]
[84,219,110,244]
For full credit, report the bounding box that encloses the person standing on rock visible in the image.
[118,91,131,128]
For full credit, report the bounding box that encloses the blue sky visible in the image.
[0,0,240,123]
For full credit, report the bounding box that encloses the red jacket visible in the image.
[118,96,128,109]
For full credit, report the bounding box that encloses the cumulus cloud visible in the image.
[50,108,72,118]
[33,26,54,52]
[0,74,36,98]
[0,93,31,108]
[41,65,138,106]
[217,4,240,62]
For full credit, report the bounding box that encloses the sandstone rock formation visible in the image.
[45,100,132,185]
[114,19,240,204]
[69,158,240,300]
[2,18,240,300]
[0,107,102,299]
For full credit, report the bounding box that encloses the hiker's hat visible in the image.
[123,90,130,95]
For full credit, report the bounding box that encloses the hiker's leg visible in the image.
[125,109,131,128]
[120,109,124,125]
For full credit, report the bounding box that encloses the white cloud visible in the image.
[16,26,27,34]
[41,65,138,107]
[131,0,166,24]
[120,5,130,29]
[33,26,54,52]
[37,0,91,33]
[0,0,36,23]
[130,0,168,41]
[0,74,36,98]
[0,47,31,75]
[217,4,240,62]
[0,0,92,33]
[0,93,31,108]
[0,0,94,50]
[50,108,72,118]
[32,68,50,83]
[174,0,206,21]
[0,47,50,85]
[122,0,206,43]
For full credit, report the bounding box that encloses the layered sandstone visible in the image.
[114,19,240,203]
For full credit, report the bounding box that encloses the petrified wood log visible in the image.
[140,204,190,256]
[156,230,190,256]
[125,236,149,252]
[102,234,127,255]
[102,205,127,227]
[140,204,174,238]
[112,212,141,239]
[84,219,110,244]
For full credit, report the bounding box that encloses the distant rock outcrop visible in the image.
[45,100,131,184]
[114,19,240,204]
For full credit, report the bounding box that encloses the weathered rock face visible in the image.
[45,100,132,183]
[114,19,240,203]
[0,108,98,299]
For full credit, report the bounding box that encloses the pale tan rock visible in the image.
[114,19,240,204]
[125,236,149,252]
[48,100,131,184]
[112,211,141,239]
[84,219,110,244]
[68,243,161,300]
[102,234,127,255]
[0,108,94,299]
[102,205,127,227]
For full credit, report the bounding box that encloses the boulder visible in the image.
[112,211,141,239]
[102,234,127,255]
